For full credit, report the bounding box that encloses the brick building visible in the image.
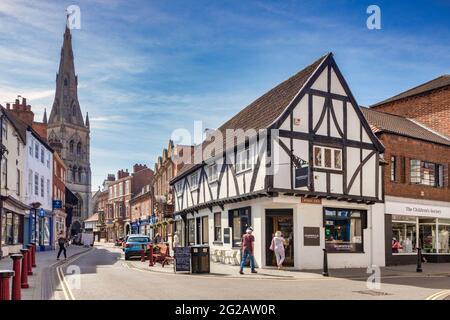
[106,164,153,240]
[371,75,450,137]
[362,107,450,264]
[152,140,194,245]
[129,184,152,236]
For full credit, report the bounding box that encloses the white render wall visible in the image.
[24,131,53,211]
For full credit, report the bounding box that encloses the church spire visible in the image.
[48,18,86,128]
[85,112,89,128]
[43,108,47,124]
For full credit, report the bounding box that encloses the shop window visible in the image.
[392,215,417,254]
[187,219,195,246]
[228,207,251,248]
[390,156,396,182]
[3,212,22,245]
[438,219,450,254]
[313,146,342,170]
[1,212,5,245]
[410,159,444,187]
[324,208,365,253]
[214,212,222,242]
[419,218,437,253]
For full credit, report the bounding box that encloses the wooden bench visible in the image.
[152,244,174,267]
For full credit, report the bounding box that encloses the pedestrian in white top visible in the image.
[270,231,286,270]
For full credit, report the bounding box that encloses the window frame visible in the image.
[207,163,218,183]
[214,212,222,242]
[313,146,343,170]
[390,155,397,182]
[190,172,199,190]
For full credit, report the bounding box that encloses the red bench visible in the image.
[152,244,174,267]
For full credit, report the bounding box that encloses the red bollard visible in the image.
[0,270,15,300]
[30,243,37,268]
[148,244,154,267]
[20,249,29,289]
[26,245,33,276]
[141,244,146,262]
[10,254,23,300]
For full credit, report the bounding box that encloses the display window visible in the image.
[438,219,450,254]
[1,212,23,245]
[392,215,417,253]
[324,208,365,253]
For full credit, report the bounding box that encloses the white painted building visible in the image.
[170,53,386,269]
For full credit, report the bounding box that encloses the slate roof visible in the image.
[371,75,450,107]
[361,107,450,146]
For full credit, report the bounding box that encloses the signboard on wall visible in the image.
[295,166,309,188]
[385,200,450,219]
[223,228,231,244]
[301,197,322,205]
[303,227,320,246]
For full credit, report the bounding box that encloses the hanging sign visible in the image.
[295,166,309,188]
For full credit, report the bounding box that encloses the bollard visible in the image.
[10,254,23,300]
[0,270,15,300]
[322,248,329,277]
[416,247,423,273]
[26,245,33,276]
[141,244,146,262]
[20,249,29,289]
[148,244,154,267]
[30,243,37,268]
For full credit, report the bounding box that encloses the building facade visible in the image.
[130,185,152,236]
[0,107,28,257]
[53,152,67,238]
[47,24,91,233]
[171,53,386,269]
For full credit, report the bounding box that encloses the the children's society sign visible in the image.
[386,201,450,219]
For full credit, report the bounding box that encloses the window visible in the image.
[1,157,7,189]
[34,173,39,195]
[208,163,218,182]
[188,219,195,246]
[228,207,251,247]
[392,215,417,254]
[28,170,32,195]
[47,154,50,168]
[35,143,39,158]
[190,173,199,190]
[69,140,74,153]
[410,159,444,187]
[390,156,397,182]
[41,149,45,164]
[77,142,81,155]
[119,183,123,196]
[29,140,33,155]
[40,176,44,197]
[125,181,130,195]
[313,146,342,170]
[324,208,365,253]
[2,212,23,245]
[176,181,183,195]
[214,213,222,242]
[236,147,252,173]
[1,118,7,140]
[202,216,209,244]
[16,169,20,196]
[47,179,50,199]
[17,137,20,155]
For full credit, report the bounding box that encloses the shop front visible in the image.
[29,208,54,251]
[385,196,450,265]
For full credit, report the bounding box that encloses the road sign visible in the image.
[53,200,62,209]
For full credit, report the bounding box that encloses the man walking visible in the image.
[239,227,257,274]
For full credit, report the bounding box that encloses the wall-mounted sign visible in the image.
[295,166,309,188]
[223,227,231,244]
[303,227,320,246]
[53,200,62,209]
[301,197,322,205]
[385,200,450,219]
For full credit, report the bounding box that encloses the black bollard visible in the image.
[322,248,329,277]
[416,247,423,272]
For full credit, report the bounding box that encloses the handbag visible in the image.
[269,239,274,251]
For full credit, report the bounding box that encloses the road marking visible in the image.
[56,247,95,300]
[426,290,450,300]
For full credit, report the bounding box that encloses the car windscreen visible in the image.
[128,237,150,243]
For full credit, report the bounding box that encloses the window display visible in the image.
[419,218,437,254]
[438,219,450,254]
[392,215,417,253]
[324,208,365,253]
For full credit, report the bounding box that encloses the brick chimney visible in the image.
[133,163,148,173]
[9,97,35,126]
[117,169,130,180]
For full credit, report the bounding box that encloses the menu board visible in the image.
[174,247,191,272]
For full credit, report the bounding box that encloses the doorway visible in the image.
[265,209,294,267]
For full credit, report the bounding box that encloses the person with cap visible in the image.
[239,227,257,274]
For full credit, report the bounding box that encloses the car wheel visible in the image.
[125,254,130,261]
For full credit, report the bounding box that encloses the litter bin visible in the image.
[191,245,210,273]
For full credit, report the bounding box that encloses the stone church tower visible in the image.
[47,24,91,228]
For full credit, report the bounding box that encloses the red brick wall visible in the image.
[372,86,450,137]
[380,133,450,201]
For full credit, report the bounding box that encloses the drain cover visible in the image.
[353,290,391,296]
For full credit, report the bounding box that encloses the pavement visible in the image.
[49,242,450,300]
[0,245,91,300]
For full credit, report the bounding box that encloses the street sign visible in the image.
[53,200,62,209]
[174,247,191,272]
[295,166,309,188]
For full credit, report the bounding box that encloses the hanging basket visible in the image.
[167,218,174,224]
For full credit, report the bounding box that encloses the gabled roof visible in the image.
[85,213,99,222]
[360,107,450,147]
[0,106,27,143]
[171,53,330,182]
[371,75,450,107]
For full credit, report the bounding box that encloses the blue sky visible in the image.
[0,0,449,190]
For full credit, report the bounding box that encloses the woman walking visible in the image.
[57,231,67,260]
[270,231,286,270]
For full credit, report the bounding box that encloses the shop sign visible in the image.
[303,227,320,246]
[295,166,309,188]
[386,201,450,219]
[53,200,62,209]
[301,197,322,205]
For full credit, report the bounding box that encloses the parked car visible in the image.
[123,235,151,260]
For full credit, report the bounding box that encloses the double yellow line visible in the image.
[426,289,450,300]
[56,248,94,300]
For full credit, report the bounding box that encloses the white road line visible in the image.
[426,289,450,300]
